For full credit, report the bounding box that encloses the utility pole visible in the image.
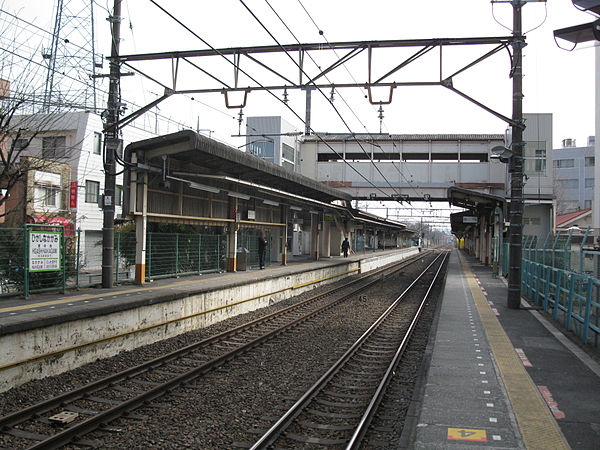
[507,0,525,309]
[102,0,122,288]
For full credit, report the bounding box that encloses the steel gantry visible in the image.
[109,36,519,131]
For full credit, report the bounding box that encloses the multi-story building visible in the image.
[552,136,595,215]
[3,111,154,269]
[518,113,555,237]
[245,116,301,172]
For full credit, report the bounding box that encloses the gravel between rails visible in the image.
[0,255,439,449]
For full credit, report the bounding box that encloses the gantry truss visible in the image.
[109,36,519,131]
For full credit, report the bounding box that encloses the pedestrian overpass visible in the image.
[299,133,507,201]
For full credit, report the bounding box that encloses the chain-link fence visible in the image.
[238,229,272,269]
[0,227,272,297]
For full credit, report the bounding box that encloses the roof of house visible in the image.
[556,209,591,227]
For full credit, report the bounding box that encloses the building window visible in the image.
[585,178,594,188]
[116,185,122,206]
[585,157,595,167]
[93,132,102,155]
[43,186,57,207]
[585,200,592,209]
[530,217,541,225]
[35,185,59,208]
[554,159,575,169]
[13,138,29,151]
[282,143,295,163]
[85,180,100,203]
[535,149,546,173]
[524,141,546,175]
[42,136,66,159]
[557,179,579,189]
[248,140,274,162]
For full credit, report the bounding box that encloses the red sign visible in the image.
[69,181,78,210]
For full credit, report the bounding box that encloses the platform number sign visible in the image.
[29,231,61,272]
[447,427,487,442]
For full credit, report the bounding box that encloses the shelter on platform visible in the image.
[123,131,409,283]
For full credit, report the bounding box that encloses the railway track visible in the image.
[250,251,449,449]
[0,252,432,450]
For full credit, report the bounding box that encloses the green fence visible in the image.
[0,225,68,297]
[0,227,272,297]
[521,229,600,348]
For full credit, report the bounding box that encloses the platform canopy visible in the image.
[124,130,352,206]
[448,186,506,236]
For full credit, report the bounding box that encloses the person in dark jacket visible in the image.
[341,237,350,257]
[258,231,267,269]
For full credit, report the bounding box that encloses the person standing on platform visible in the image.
[258,231,267,269]
[341,237,350,257]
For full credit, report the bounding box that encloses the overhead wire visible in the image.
[294,0,425,202]
[146,0,398,200]
[237,0,405,201]
[0,4,215,137]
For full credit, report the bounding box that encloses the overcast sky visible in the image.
[4,0,597,148]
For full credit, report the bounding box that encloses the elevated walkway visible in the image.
[0,247,418,392]
[406,250,600,449]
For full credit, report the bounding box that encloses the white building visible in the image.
[8,111,155,269]
[246,116,301,172]
[553,136,596,214]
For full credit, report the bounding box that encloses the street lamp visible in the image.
[491,145,514,164]
[554,1,600,45]
[573,0,600,15]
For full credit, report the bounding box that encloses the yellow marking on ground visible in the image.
[0,262,316,314]
[458,252,570,450]
[447,427,487,442]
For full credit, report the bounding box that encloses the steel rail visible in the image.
[26,256,423,449]
[346,251,449,449]
[250,251,446,449]
[0,254,421,430]
[1,253,428,449]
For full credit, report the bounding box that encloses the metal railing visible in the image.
[521,229,600,348]
[0,227,271,297]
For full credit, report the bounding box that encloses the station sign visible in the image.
[29,231,61,272]
[463,216,478,224]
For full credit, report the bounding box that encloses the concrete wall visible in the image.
[0,248,418,392]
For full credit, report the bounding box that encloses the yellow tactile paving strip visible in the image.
[458,252,570,450]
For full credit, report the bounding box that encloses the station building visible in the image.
[122,130,414,283]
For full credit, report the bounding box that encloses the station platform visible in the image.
[0,246,418,392]
[407,250,600,449]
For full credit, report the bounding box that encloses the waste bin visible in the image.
[236,247,249,271]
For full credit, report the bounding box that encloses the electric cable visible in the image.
[294,0,425,202]
[237,0,405,201]
[146,0,397,200]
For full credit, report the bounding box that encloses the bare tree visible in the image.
[0,3,80,224]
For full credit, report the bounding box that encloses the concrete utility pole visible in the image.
[102,0,122,288]
[507,0,525,309]
[594,45,600,255]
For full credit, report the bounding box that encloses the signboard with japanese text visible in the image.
[69,181,77,210]
[29,231,61,272]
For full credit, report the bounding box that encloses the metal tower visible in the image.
[43,0,101,112]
